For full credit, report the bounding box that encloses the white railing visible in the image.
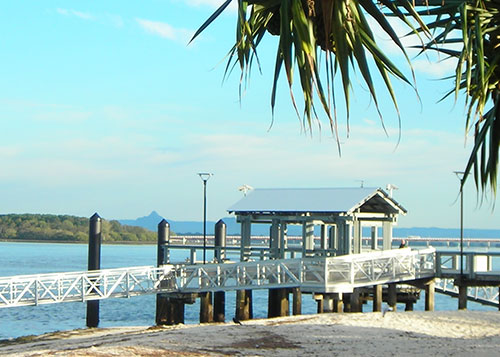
[173,248,436,293]
[434,251,500,306]
[435,278,499,307]
[0,248,437,308]
[0,266,174,308]
[320,247,436,292]
[436,251,500,279]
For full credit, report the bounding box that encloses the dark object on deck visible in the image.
[87,213,102,328]
[232,317,243,325]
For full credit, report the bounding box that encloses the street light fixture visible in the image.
[198,172,213,264]
[454,171,465,279]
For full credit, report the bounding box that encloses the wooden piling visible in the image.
[322,295,334,313]
[86,213,101,328]
[268,288,289,317]
[343,293,352,312]
[213,291,225,322]
[333,296,343,313]
[316,296,324,313]
[458,285,467,310]
[214,220,226,262]
[200,292,213,323]
[236,290,252,321]
[350,289,361,312]
[292,287,302,315]
[388,283,397,311]
[373,285,382,312]
[405,301,414,311]
[173,299,185,324]
[425,281,435,311]
[158,294,191,325]
[156,219,171,325]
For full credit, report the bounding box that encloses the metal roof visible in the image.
[228,187,406,215]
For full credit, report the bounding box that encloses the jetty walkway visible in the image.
[2,247,499,310]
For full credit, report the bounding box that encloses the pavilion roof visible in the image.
[228,187,406,216]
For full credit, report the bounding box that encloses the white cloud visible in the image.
[136,18,192,43]
[56,8,94,21]
[412,57,457,78]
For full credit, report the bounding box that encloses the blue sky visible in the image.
[0,0,499,230]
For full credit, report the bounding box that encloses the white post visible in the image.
[270,219,280,259]
[302,222,315,257]
[353,219,362,254]
[329,225,338,255]
[279,222,287,259]
[382,221,392,250]
[240,217,252,261]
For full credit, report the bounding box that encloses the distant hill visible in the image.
[0,214,157,242]
[119,211,244,235]
[120,212,500,238]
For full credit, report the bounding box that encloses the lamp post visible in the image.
[454,171,465,278]
[198,173,213,264]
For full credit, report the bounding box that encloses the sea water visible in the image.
[0,242,497,340]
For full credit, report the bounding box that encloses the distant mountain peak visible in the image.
[147,211,162,218]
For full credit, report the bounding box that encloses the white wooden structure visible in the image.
[0,248,435,308]
[228,187,407,260]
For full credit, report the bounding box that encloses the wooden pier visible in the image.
[1,187,499,330]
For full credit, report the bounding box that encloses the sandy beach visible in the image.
[1,310,499,356]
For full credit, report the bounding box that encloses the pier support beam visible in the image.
[333,295,343,313]
[458,285,468,310]
[425,281,435,311]
[405,301,414,311]
[86,213,102,328]
[214,220,226,263]
[316,297,324,313]
[268,288,289,317]
[353,220,362,254]
[156,295,186,325]
[329,225,338,255]
[323,294,334,313]
[200,292,213,323]
[292,288,302,315]
[236,290,252,321]
[213,291,225,322]
[350,289,362,312]
[240,218,251,262]
[388,283,397,311]
[320,225,328,251]
[270,220,280,259]
[156,219,171,325]
[302,223,315,257]
[373,285,382,312]
[343,293,352,312]
[382,221,392,250]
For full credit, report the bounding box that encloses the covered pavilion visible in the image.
[228,187,407,261]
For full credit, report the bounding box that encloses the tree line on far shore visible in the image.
[0,214,162,243]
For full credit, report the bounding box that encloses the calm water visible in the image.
[0,242,497,340]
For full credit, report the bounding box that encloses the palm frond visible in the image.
[417,0,500,195]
